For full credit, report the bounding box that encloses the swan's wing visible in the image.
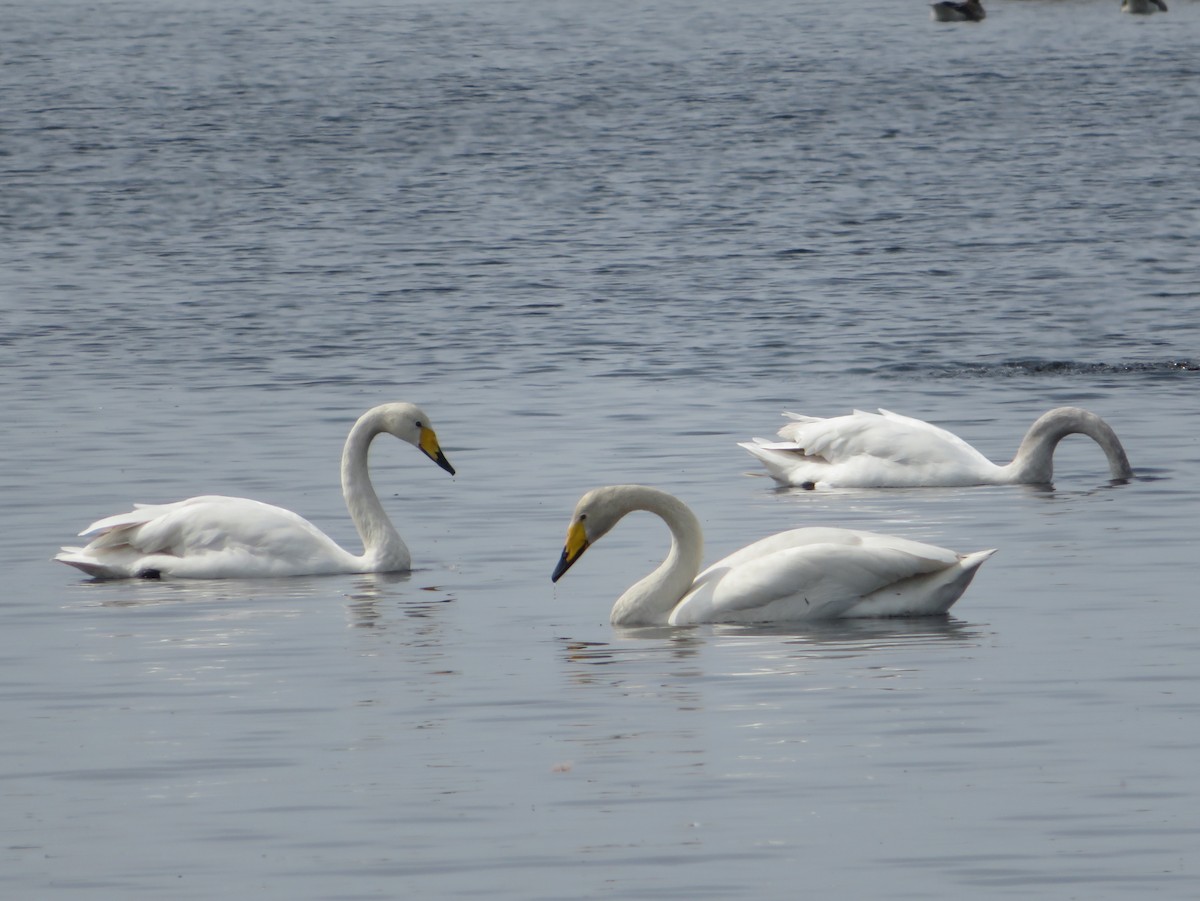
[739,411,878,486]
[78,500,200,537]
[63,495,350,578]
[82,497,297,546]
[127,497,335,552]
[670,528,961,624]
[875,409,988,455]
[701,527,961,572]
[744,410,998,487]
[776,410,990,466]
[843,548,995,617]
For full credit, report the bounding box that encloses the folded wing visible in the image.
[668,528,973,624]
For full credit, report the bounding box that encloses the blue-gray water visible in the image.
[3,0,1199,897]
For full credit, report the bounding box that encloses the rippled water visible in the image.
[3,0,1199,897]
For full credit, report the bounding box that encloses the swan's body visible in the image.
[930,0,986,21]
[55,403,455,580]
[551,485,994,626]
[1121,0,1167,13]
[740,407,1132,489]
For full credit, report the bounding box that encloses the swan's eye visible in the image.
[414,421,424,429]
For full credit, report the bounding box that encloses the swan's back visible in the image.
[743,410,999,488]
[668,527,982,625]
[57,495,358,579]
[776,410,985,463]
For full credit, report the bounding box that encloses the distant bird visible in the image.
[1121,0,1167,13]
[740,407,1133,489]
[930,0,986,21]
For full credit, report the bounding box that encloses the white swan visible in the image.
[551,485,994,626]
[1121,0,1167,14]
[740,407,1132,489]
[55,402,455,580]
[930,0,986,22]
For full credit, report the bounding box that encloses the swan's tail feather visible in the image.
[845,548,996,617]
[739,440,806,484]
[746,439,806,451]
[962,548,998,568]
[923,547,996,614]
[739,439,828,487]
[54,548,129,580]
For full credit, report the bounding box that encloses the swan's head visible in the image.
[551,486,627,582]
[373,403,456,475]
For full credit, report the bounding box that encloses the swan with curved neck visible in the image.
[552,485,994,626]
[740,407,1132,489]
[55,402,455,580]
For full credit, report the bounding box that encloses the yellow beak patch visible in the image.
[418,426,440,458]
[418,426,456,475]
[552,519,590,582]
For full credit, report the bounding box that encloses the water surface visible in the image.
[2,0,1199,897]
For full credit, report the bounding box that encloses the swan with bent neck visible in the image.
[552,485,994,626]
[740,407,1132,489]
[55,402,455,580]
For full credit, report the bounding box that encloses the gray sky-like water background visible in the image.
[2,0,1199,897]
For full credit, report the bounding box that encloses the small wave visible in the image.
[895,359,1199,378]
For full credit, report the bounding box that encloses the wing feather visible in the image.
[742,410,999,487]
[670,529,961,625]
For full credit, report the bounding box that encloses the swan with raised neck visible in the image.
[339,403,456,571]
[55,402,455,579]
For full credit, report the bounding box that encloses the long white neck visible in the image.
[608,487,706,627]
[1000,407,1133,484]
[341,410,410,570]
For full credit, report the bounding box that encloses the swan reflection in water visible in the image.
[344,573,456,630]
[560,616,984,672]
[74,566,455,638]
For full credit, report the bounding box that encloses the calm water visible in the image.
[3,0,1199,897]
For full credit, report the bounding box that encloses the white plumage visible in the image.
[552,485,993,626]
[55,403,455,580]
[740,407,1132,489]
